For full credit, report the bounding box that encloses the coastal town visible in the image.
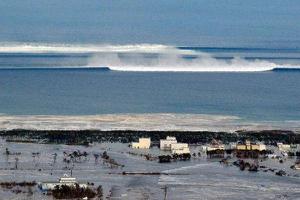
[1,0,300,199]
[0,129,299,199]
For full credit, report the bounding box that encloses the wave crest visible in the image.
[88,46,277,72]
[0,42,172,53]
[1,43,299,72]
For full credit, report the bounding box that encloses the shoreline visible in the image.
[1,113,299,132]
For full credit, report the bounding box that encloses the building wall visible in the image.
[132,138,151,149]
[131,142,140,148]
[172,147,190,154]
[236,145,246,150]
[278,144,291,151]
[139,138,151,148]
[237,144,266,151]
[160,138,177,150]
[171,143,190,154]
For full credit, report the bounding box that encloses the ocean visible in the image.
[0,0,300,125]
[0,44,299,124]
[1,2,300,199]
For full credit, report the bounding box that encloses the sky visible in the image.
[0,0,300,47]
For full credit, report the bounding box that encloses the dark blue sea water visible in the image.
[0,55,299,121]
[1,0,300,48]
[0,1,300,122]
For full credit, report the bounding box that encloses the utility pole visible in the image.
[162,185,168,200]
[15,157,19,169]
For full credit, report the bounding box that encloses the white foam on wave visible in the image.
[0,43,178,54]
[87,45,278,72]
[103,57,276,72]
[1,42,298,72]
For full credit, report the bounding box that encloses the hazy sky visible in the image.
[1,0,300,47]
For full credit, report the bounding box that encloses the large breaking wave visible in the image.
[89,53,277,72]
[1,43,300,72]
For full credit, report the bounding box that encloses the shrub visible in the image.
[52,184,101,199]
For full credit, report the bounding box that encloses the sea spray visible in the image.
[87,44,277,72]
[1,43,299,72]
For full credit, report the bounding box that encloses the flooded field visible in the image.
[0,140,299,199]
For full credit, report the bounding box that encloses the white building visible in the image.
[277,143,291,152]
[205,139,225,152]
[225,143,236,150]
[236,140,266,151]
[254,143,267,151]
[290,144,300,152]
[131,138,151,149]
[38,174,87,191]
[160,136,177,150]
[206,144,225,152]
[171,143,190,154]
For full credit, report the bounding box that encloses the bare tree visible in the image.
[94,153,100,164]
[53,153,57,164]
[15,157,19,169]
